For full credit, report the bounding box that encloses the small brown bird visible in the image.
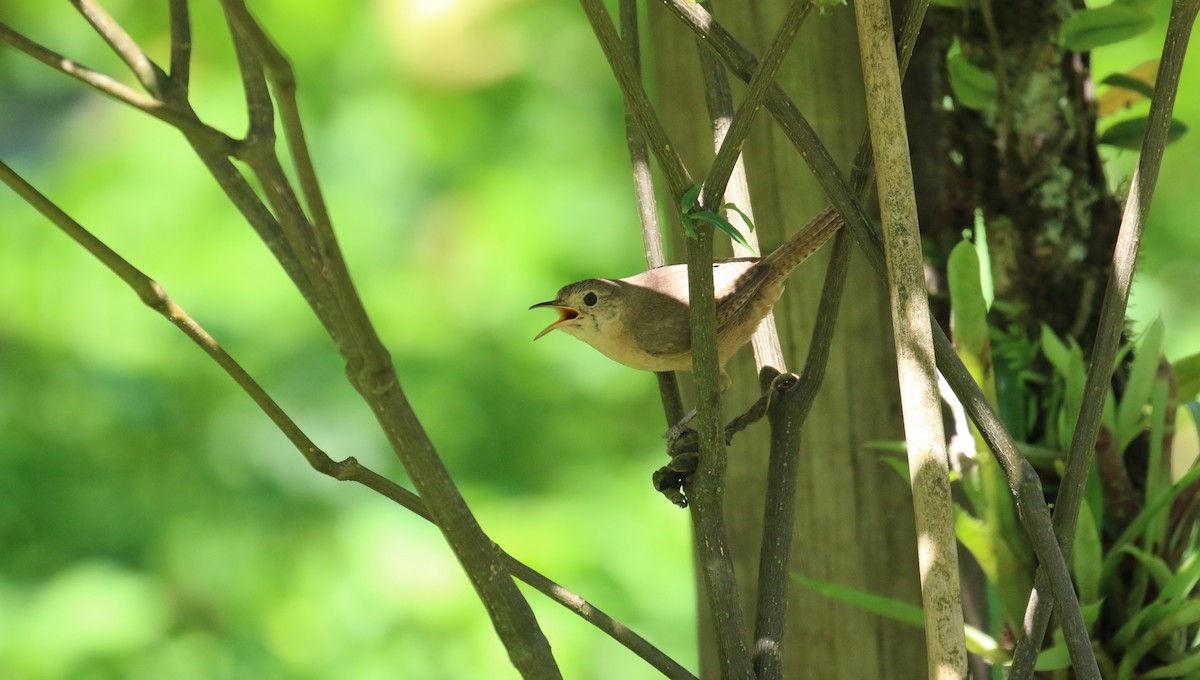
[532,207,842,382]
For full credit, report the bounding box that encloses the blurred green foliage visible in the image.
[0,1,695,678]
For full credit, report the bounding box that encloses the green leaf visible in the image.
[1172,352,1200,402]
[1118,601,1200,680]
[688,211,753,251]
[1114,0,1164,12]
[1188,402,1200,452]
[880,456,911,484]
[948,240,990,357]
[1110,597,1161,652]
[1159,549,1200,604]
[680,184,702,213]
[1120,545,1175,592]
[929,0,966,7]
[865,440,909,453]
[1073,504,1103,607]
[1102,466,1200,585]
[972,210,995,309]
[1101,72,1156,99]
[718,202,756,234]
[947,53,997,110]
[1144,381,1172,548]
[1040,324,1071,376]
[790,575,1007,662]
[792,575,925,627]
[1117,319,1164,451]
[1140,647,1200,679]
[1062,5,1154,52]
[1099,116,1190,150]
[1033,643,1072,671]
[954,508,1032,627]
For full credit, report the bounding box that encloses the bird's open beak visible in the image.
[530,300,580,340]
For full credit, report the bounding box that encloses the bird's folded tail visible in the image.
[757,206,844,285]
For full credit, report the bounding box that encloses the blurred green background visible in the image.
[0,1,1196,678]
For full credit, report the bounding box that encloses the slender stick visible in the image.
[69,0,166,97]
[852,1,968,676]
[697,0,812,374]
[753,229,852,678]
[1008,0,1200,674]
[219,0,344,282]
[0,22,235,152]
[684,224,753,679]
[616,0,687,428]
[687,1,779,673]
[578,0,693,198]
[168,0,192,88]
[619,0,666,270]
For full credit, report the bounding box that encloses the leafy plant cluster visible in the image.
[941,0,1189,150]
[797,235,1200,677]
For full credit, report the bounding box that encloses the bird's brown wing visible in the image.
[627,285,693,357]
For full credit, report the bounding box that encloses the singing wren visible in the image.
[532,207,842,383]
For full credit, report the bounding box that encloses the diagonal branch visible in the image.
[69,0,166,97]
[168,0,192,88]
[699,0,811,213]
[852,0,968,675]
[616,0,687,428]
[577,0,694,198]
[0,22,235,152]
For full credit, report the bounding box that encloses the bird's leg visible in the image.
[660,409,700,506]
[656,368,787,505]
[665,408,698,452]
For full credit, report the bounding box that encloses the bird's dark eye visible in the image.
[583,292,598,306]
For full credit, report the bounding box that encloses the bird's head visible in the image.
[530,279,624,343]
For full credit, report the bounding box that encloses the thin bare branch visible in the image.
[168,0,192,88]
[685,224,752,679]
[0,22,235,152]
[202,8,560,674]
[222,11,276,146]
[687,2,764,673]
[1009,0,1200,674]
[578,0,694,197]
[615,0,687,428]
[219,0,335,241]
[69,0,166,97]
[700,0,811,212]
[753,227,852,678]
[852,0,969,676]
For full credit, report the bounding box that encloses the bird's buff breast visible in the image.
[568,319,693,372]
